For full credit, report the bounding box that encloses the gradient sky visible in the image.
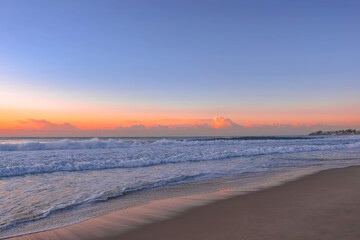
[0,0,359,136]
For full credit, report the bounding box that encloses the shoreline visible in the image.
[6,164,360,240]
[114,165,360,240]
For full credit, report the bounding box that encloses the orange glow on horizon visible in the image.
[1,84,360,132]
[1,103,360,133]
[1,113,360,132]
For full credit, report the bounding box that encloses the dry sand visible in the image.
[8,166,360,240]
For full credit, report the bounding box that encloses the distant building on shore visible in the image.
[309,129,360,136]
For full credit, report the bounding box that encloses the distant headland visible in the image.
[309,129,360,136]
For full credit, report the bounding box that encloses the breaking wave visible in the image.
[0,136,317,151]
[1,137,360,177]
[0,138,129,151]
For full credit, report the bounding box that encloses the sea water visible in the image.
[1,135,360,238]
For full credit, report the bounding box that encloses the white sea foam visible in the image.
[0,137,360,177]
[0,136,317,151]
[0,138,128,151]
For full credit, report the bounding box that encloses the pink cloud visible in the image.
[212,116,237,128]
[291,123,316,127]
[18,119,78,131]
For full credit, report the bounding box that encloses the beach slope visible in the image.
[111,166,360,240]
[9,166,360,240]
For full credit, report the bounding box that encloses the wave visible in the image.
[190,136,315,141]
[0,174,202,232]
[0,138,129,151]
[0,136,320,151]
[1,139,360,178]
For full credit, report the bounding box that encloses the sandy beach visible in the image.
[7,165,360,240]
[110,165,360,240]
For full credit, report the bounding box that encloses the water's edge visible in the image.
[4,163,357,240]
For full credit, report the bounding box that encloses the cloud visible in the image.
[212,116,237,128]
[18,119,78,131]
[291,123,316,127]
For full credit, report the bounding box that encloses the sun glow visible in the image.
[212,116,233,128]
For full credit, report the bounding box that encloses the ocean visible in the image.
[1,135,360,238]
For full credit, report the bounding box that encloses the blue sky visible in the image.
[0,0,359,135]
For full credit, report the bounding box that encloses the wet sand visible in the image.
[8,165,360,240]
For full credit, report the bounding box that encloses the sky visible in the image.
[0,0,359,136]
